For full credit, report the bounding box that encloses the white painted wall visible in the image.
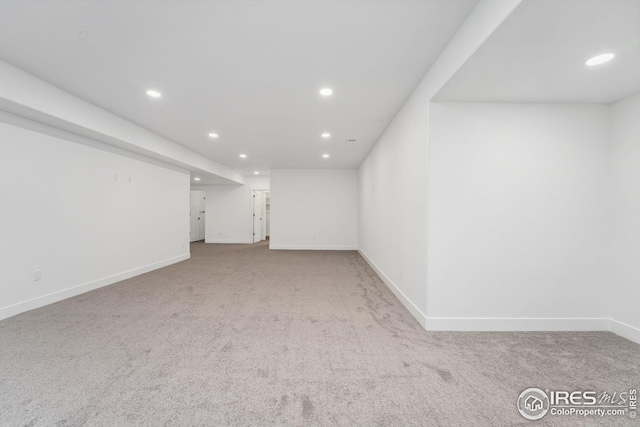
[246,175,271,191]
[427,103,610,329]
[358,91,430,323]
[204,185,253,244]
[0,121,190,320]
[270,169,357,250]
[608,92,640,343]
[204,176,270,244]
[357,0,522,327]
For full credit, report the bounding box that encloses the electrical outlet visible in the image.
[33,270,42,281]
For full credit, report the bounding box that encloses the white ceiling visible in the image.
[0,0,477,177]
[435,0,640,104]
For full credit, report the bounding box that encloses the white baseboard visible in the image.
[608,318,640,345]
[270,245,358,250]
[357,249,640,345]
[205,239,253,244]
[357,249,427,328]
[424,317,639,345]
[0,253,190,322]
[424,317,610,331]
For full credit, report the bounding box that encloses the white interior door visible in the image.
[261,192,267,240]
[190,190,206,242]
[253,191,263,243]
[265,192,270,237]
[196,191,205,240]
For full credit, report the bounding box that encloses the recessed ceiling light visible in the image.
[319,88,333,96]
[586,53,615,66]
[194,177,201,181]
[322,133,331,138]
[239,154,247,158]
[208,133,219,138]
[146,90,162,98]
[254,171,259,175]
[322,154,330,158]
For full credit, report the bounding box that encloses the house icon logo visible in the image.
[525,395,543,411]
[518,388,550,420]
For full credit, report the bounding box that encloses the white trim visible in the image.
[270,245,357,250]
[0,253,190,321]
[205,239,253,244]
[358,248,640,343]
[423,317,640,345]
[357,249,427,328]
[609,318,640,345]
[424,317,610,331]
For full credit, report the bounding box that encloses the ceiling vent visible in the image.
[345,138,357,143]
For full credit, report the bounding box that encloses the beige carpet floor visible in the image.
[0,241,639,426]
